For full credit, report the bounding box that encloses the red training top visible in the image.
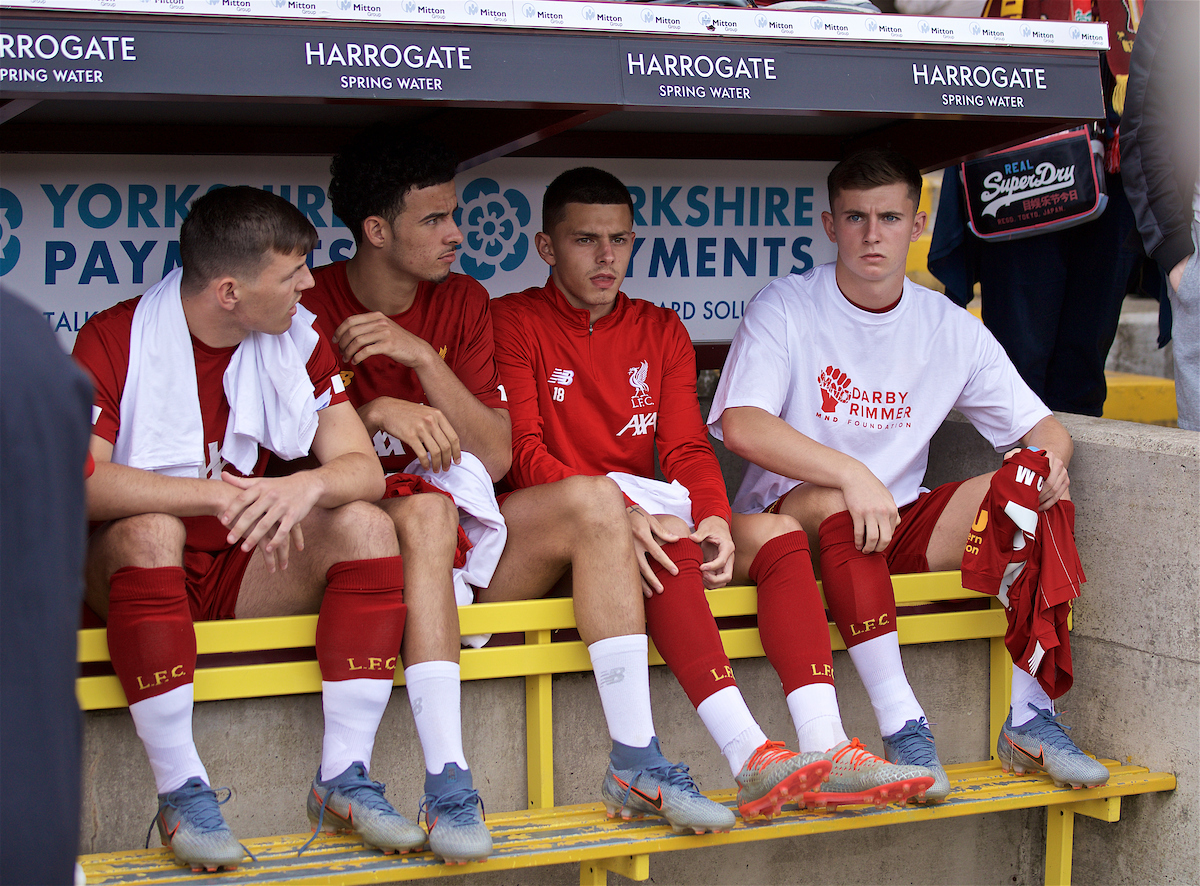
[492,278,731,528]
[72,296,346,552]
[303,262,507,474]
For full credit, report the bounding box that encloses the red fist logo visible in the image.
[818,366,851,413]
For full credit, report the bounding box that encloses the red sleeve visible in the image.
[306,332,349,410]
[452,284,507,410]
[71,304,133,445]
[654,316,732,526]
[493,296,592,491]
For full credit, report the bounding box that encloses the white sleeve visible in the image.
[708,284,795,441]
[953,321,1052,450]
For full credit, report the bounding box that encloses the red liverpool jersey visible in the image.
[492,278,731,528]
[73,296,346,552]
[303,262,506,473]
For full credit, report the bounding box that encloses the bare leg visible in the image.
[482,475,643,645]
[378,493,461,667]
[86,513,186,620]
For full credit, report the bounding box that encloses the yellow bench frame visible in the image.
[76,571,1176,886]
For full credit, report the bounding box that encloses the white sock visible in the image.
[696,684,767,776]
[129,684,208,794]
[405,660,469,775]
[847,633,925,738]
[787,683,849,753]
[1010,665,1054,727]
[587,635,656,748]
[320,678,393,781]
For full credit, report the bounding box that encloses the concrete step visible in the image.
[1101,372,1178,426]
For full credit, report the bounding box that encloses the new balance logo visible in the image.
[1014,465,1044,490]
[548,368,575,386]
[617,412,658,436]
[598,666,625,686]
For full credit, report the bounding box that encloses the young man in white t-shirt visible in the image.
[708,149,1109,800]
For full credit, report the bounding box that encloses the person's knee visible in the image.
[654,514,692,539]
[764,513,803,541]
[323,500,402,560]
[101,513,187,569]
[556,475,628,533]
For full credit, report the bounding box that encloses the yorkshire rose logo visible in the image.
[456,178,531,280]
[818,366,851,413]
[0,189,23,276]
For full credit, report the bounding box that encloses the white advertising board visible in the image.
[0,154,835,348]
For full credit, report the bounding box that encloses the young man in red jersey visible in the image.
[492,166,936,817]
[73,186,425,872]
[303,127,735,841]
[709,149,1108,797]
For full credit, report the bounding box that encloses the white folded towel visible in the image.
[403,452,507,649]
[113,268,321,477]
[606,472,695,530]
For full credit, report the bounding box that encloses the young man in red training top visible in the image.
[709,149,1109,798]
[73,187,426,872]
[492,166,936,817]
[302,127,735,840]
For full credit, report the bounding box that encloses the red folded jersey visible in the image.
[962,448,1085,699]
[384,473,471,571]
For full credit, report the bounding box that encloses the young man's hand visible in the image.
[1003,446,1071,510]
[218,471,325,573]
[360,397,461,473]
[626,506,682,597]
[334,311,436,369]
[692,515,734,589]
[841,464,900,554]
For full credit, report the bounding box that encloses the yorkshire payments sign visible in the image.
[0,155,836,348]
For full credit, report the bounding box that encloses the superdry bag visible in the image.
[960,128,1107,241]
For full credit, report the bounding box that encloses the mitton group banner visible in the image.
[0,154,836,347]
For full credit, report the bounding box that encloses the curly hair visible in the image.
[180,186,317,290]
[542,166,635,233]
[827,149,923,212]
[328,125,459,245]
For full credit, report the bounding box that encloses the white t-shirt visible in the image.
[708,262,1050,514]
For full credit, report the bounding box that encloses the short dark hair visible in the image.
[827,149,923,211]
[179,186,318,289]
[542,166,635,233]
[329,125,459,245]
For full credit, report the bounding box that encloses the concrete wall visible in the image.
[80,412,1198,886]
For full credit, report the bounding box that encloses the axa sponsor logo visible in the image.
[0,188,23,276]
[454,177,531,280]
[617,412,657,437]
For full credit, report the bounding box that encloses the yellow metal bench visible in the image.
[75,572,1176,886]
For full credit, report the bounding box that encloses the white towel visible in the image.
[403,452,506,649]
[606,472,695,530]
[113,268,321,477]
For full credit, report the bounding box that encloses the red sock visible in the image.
[316,557,407,682]
[818,512,897,649]
[107,566,196,705]
[749,531,835,694]
[643,539,737,708]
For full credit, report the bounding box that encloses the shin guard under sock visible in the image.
[316,557,406,779]
[749,531,835,694]
[818,511,898,649]
[107,566,197,705]
[643,539,737,708]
